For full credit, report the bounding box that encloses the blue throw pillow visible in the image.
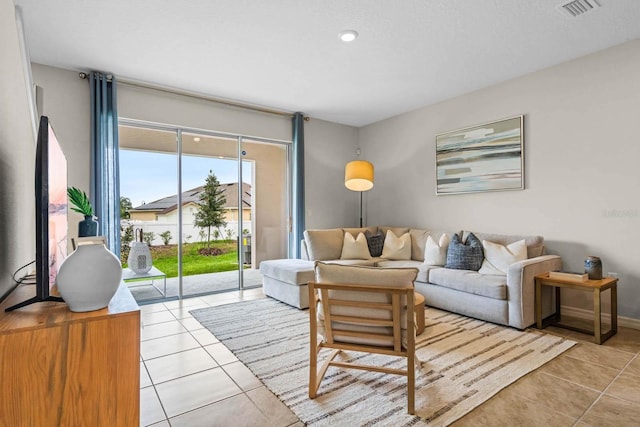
[445,232,484,271]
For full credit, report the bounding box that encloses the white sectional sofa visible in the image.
[259,226,562,330]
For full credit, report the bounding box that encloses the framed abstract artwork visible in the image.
[436,115,524,195]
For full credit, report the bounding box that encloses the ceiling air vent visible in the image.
[558,0,601,17]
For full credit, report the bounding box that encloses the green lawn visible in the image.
[124,241,243,278]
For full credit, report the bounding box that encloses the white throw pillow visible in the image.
[340,232,371,260]
[478,239,527,275]
[380,231,412,260]
[423,234,450,266]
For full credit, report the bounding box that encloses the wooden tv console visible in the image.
[0,283,140,426]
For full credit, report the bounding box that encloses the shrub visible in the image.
[159,230,172,246]
[143,231,155,246]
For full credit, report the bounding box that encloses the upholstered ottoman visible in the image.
[259,259,315,309]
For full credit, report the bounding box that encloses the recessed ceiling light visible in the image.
[194,137,201,142]
[339,30,358,43]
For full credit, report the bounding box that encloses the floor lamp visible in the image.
[345,160,374,227]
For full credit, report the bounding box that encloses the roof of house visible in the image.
[130,182,251,214]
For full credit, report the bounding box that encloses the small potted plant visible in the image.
[67,187,98,237]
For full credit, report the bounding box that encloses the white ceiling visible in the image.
[15,0,640,127]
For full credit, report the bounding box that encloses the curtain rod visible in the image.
[79,72,301,119]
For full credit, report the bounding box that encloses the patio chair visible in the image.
[308,262,419,414]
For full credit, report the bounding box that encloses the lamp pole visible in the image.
[359,191,363,227]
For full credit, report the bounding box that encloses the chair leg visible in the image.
[309,335,318,398]
[309,284,318,398]
[310,349,341,398]
[407,290,416,415]
[407,350,415,415]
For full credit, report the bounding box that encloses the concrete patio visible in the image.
[127,268,263,303]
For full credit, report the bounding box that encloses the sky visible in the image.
[120,150,252,207]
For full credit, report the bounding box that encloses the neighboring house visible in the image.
[128,182,252,224]
[127,182,252,244]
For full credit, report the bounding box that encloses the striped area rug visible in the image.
[191,298,575,426]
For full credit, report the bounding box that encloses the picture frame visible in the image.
[435,115,524,195]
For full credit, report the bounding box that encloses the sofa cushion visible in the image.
[364,230,385,257]
[429,268,507,300]
[343,226,378,238]
[409,228,430,262]
[304,229,344,260]
[379,226,410,238]
[478,239,527,275]
[463,231,544,259]
[424,233,450,266]
[259,259,315,284]
[375,259,433,283]
[323,259,377,267]
[445,232,484,271]
[380,230,412,260]
[340,232,371,260]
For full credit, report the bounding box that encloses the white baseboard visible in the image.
[561,305,640,331]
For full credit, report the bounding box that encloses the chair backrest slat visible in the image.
[329,314,394,327]
[326,298,393,310]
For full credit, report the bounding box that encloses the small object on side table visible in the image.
[67,187,99,237]
[78,214,99,237]
[584,256,603,280]
[56,237,122,312]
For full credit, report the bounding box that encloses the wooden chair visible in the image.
[308,262,419,414]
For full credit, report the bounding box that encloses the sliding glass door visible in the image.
[118,121,290,302]
[179,131,244,297]
[119,126,178,300]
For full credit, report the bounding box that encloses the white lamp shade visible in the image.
[345,160,374,191]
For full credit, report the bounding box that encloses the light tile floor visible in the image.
[140,291,640,426]
[139,288,301,427]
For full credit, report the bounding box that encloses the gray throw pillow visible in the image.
[364,230,385,257]
[445,232,484,271]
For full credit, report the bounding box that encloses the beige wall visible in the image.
[223,208,251,222]
[304,118,361,229]
[118,84,291,142]
[31,63,90,247]
[0,0,36,297]
[129,211,157,222]
[359,40,640,320]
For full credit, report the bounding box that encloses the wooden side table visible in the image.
[534,272,617,344]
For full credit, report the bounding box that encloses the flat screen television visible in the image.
[6,116,68,311]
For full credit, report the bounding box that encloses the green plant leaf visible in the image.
[67,187,93,216]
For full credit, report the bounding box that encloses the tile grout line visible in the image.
[142,301,186,426]
[573,352,639,425]
[563,352,635,371]
[141,296,249,426]
[147,372,171,426]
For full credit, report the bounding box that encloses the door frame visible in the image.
[118,118,292,299]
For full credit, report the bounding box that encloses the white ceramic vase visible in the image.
[56,242,122,312]
[128,241,152,274]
